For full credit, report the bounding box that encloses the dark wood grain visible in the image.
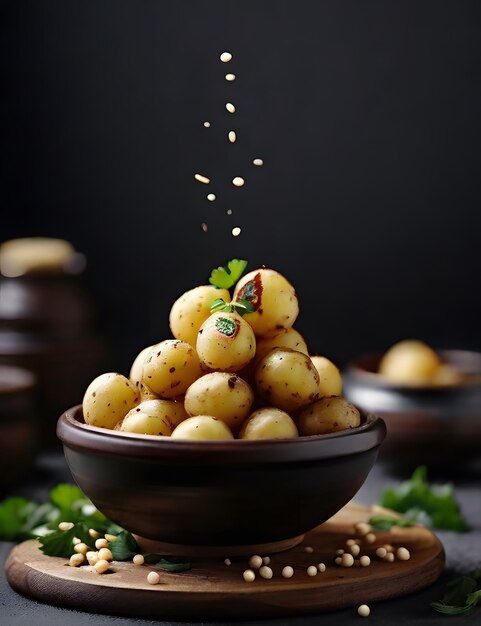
[5,503,444,621]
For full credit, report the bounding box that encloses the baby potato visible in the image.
[171,415,234,440]
[119,400,174,436]
[310,356,342,397]
[379,339,441,385]
[239,407,299,440]
[255,348,319,412]
[298,397,361,436]
[184,372,254,428]
[196,311,256,372]
[142,340,202,398]
[255,328,308,364]
[129,345,153,385]
[233,268,299,336]
[83,372,139,429]
[169,285,231,347]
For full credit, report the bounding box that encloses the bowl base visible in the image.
[132,533,305,557]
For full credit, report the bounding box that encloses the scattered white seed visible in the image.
[147,571,160,585]
[105,534,117,542]
[98,548,112,562]
[304,546,314,554]
[201,222,208,232]
[225,73,236,81]
[355,523,372,537]
[318,563,326,572]
[396,547,411,561]
[94,559,110,574]
[72,537,81,545]
[69,553,84,567]
[232,176,245,187]
[253,158,264,166]
[307,565,318,577]
[228,130,236,143]
[226,209,233,215]
[376,547,387,559]
[341,553,355,567]
[231,227,241,237]
[335,557,342,565]
[224,558,232,566]
[58,522,74,531]
[383,544,394,553]
[384,552,395,563]
[194,173,210,184]
[365,533,376,544]
[243,569,255,582]
[74,543,89,555]
[133,554,144,566]
[282,566,294,578]
[262,556,271,565]
[207,193,216,201]
[360,556,371,567]
[86,551,99,566]
[248,555,263,570]
[226,102,236,113]
[220,51,233,63]
[95,538,109,550]
[203,121,211,128]
[350,544,361,557]
[88,528,100,539]
[358,604,371,617]
[259,565,273,579]
[336,549,345,556]
[346,539,357,547]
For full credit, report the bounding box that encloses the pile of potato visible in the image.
[82,267,361,440]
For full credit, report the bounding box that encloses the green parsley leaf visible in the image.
[368,513,417,532]
[209,298,254,317]
[109,530,139,561]
[209,259,248,290]
[431,573,481,616]
[380,466,467,532]
[0,498,37,541]
[143,554,191,572]
[39,521,91,558]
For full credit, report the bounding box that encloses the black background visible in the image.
[2,0,480,373]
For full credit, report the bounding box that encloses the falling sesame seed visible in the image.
[232,176,245,187]
[226,209,233,215]
[225,73,236,81]
[194,173,210,184]
[226,102,236,113]
[201,222,208,232]
[207,193,216,201]
[220,51,233,63]
[304,546,314,554]
[232,227,241,237]
[203,121,211,128]
[253,158,264,166]
[228,131,237,143]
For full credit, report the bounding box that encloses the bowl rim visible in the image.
[57,405,386,465]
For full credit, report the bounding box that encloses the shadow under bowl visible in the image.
[343,349,481,471]
[58,405,385,551]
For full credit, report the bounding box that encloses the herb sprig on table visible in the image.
[431,570,481,616]
[0,485,191,570]
[372,466,467,532]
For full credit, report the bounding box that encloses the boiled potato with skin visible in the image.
[310,356,342,396]
[118,400,174,436]
[379,340,441,385]
[83,373,139,429]
[184,372,254,428]
[138,382,159,401]
[233,268,299,336]
[129,345,153,385]
[255,328,308,364]
[142,340,202,398]
[169,285,231,347]
[255,348,319,412]
[298,397,361,436]
[171,415,234,440]
[239,407,299,440]
[196,311,256,372]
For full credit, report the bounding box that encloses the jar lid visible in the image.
[0,238,85,277]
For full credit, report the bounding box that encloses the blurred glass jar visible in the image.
[0,238,109,447]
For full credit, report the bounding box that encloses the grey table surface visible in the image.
[1,453,480,626]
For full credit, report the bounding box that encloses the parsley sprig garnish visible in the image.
[209,259,248,290]
[431,570,481,616]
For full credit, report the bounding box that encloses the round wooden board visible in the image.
[5,503,444,620]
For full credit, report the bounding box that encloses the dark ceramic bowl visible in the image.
[58,405,385,550]
[343,350,481,471]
